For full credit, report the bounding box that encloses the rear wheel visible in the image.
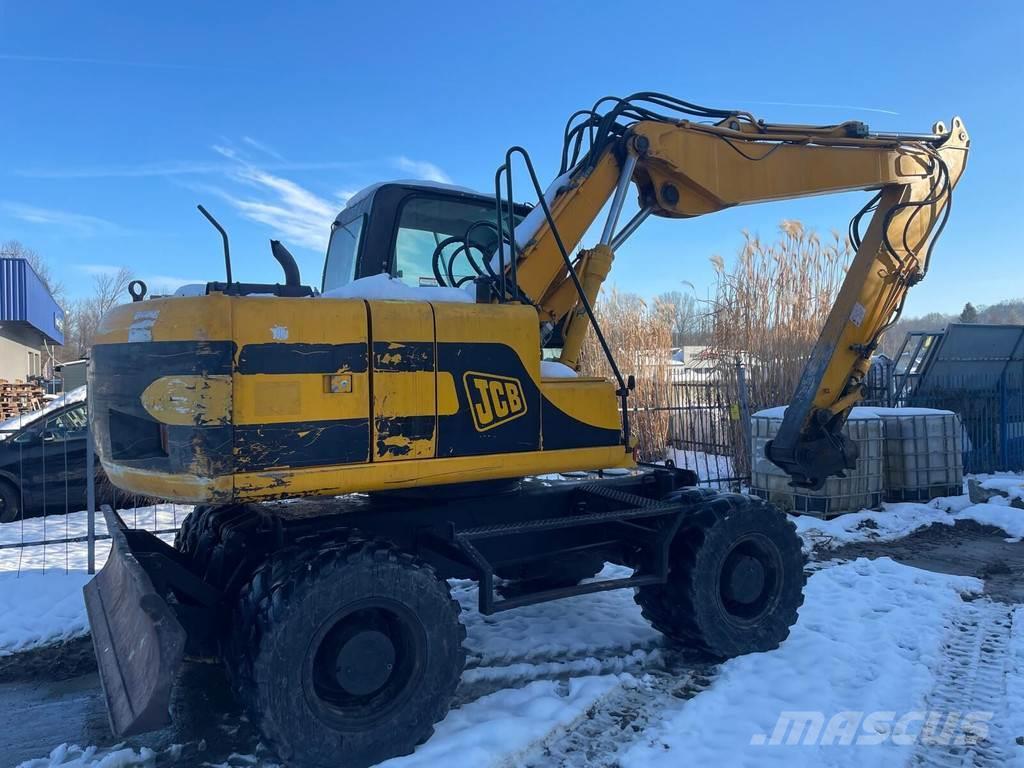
[0,480,20,524]
[635,493,805,658]
[227,538,466,768]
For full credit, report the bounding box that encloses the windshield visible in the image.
[323,215,365,292]
[394,197,524,288]
[0,385,87,440]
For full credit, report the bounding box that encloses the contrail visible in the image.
[739,100,900,116]
[0,53,246,73]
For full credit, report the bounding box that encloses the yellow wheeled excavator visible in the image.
[83,93,968,768]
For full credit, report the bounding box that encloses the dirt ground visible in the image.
[824,518,1024,603]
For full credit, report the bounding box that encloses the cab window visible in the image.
[323,215,365,292]
[393,197,523,288]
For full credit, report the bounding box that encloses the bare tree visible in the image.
[63,268,134,360]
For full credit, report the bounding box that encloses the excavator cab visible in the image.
[323,182,530,293]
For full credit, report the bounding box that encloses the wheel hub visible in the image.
[724,553,766,605]
[334,629,396,696]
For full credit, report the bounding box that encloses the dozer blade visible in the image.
[83,505,186,737]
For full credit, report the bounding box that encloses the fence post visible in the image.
[1000,368,1009,470]
[735,357,751,473]
[87,417,96,575]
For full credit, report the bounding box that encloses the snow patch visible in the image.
[16,743,158,768]
[380,676,622,767]
[539,360,578,378]
[0,571,92,654]
[621,557,982,768]
[979,474,1024,502]
[956,502,1024,540]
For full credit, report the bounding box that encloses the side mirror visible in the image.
[42,430,58,443]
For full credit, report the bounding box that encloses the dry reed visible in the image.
[708,221,853,401]
[706,221,854,472]
[578,288,673,461]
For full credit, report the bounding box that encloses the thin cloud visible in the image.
[394,156,452,184]
[1,202,124,236]
[212,159,339,252]
[738,100,899,116]
[242,136,284,161]
[15,158,355,180]
[0,52,246,73]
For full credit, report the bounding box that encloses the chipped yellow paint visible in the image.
[232,444,633,501]
[102,462,233,503]
[140,375,232,426]
[368,301,437,462]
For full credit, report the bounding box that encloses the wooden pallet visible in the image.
[0,380,45,420]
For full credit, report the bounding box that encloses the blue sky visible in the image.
[2,1,1021,315]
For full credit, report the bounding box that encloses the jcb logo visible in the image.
[463,372,526,432]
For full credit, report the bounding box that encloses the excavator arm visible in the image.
[502,103,969,489]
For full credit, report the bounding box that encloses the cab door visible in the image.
[368,302,437,461]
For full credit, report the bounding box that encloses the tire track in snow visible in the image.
[911,597,1014,767]
[496,651,718,768]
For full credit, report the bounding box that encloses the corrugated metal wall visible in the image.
[0,257,64,344]
[0,258,28,322]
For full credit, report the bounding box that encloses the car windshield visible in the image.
[0,386,87,440]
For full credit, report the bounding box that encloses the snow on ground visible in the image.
[455,564,660,667]
[620,557,983,768]
[19,557,999,768]
[0,503,187,653]
[1005,606,1024,768]
[979,473,1024,502]
[17,743,160,768]
[0,571,93,655]
[794,491,1024,551]
[667,447,735,485]
[379,676,623,768]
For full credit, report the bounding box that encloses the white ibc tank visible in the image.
[865,408,963,502]
[750,406,884,518]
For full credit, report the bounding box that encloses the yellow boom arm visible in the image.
[505,109,969,488]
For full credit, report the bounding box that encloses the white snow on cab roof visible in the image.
[320,273,474,303]
[339,180,489,218]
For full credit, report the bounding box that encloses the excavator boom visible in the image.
[500,101,969,488]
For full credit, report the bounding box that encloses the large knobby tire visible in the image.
[227,538,466,768]
[0,480,20,524]
[635,493,805,658]
[173,504,212,556]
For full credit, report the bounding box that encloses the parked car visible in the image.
[0,387,105,523]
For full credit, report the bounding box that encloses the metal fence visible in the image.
[0,410,189,577]
[901,371,1024,475]
[662,361,751,489]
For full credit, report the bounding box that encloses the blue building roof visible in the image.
[0,257,64,345]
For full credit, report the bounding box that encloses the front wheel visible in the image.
[0,480,20,524]
[227,538,466,768]
[635,494,805,658]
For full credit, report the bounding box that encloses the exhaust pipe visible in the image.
[270,240,301,287]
